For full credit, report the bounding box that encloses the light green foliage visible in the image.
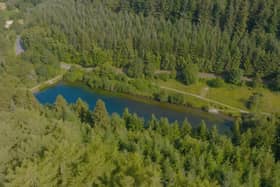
[63,67,84,82]
[18,0,280,90]
[0,1,280,186]
[0,94,279,186]
[179,63,199,85]
[92,99,110,127]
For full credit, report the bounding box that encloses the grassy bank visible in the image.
[35,64,279,118]
[63,67,243,118]
[156,79,280,115]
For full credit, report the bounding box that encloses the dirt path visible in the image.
[30,75,63,93]
[159,85,250,114]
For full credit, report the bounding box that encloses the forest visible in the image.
[0,0,279,186]
[18,0,280,90]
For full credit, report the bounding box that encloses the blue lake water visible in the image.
[35,83,233,133]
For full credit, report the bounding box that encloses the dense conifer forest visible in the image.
[19,0,280,89]
[0,0,280,186]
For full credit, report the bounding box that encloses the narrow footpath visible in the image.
[159,86,250,114]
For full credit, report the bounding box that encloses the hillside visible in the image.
[0,0,279,186]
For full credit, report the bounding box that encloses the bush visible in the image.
[154,90,168,102]
[270,73,280,91]
[247,92,263,111]
[251,73,263,88]
[168,93,185,105]
[207,78,225,88]
[156,73,170,81]
[64,67,84,82]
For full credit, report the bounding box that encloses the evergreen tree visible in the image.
[252,73,263,88]
[55,95,68,120]
[233,0,248,38]
[92,99,110,126]
[197,120,207,140]
[226,68,244,85]
[181,118,192,136]
[178,63,199,85]
[74,98,90,123]
[232,119,241,145]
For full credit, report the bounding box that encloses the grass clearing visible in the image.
[155,79,280,114]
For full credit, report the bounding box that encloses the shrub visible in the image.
[168,93,185,105]
[207,78,225,88]
[154,90,168,102]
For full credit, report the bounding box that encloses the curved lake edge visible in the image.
[34,81,234,126]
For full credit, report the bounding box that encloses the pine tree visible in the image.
[181,118,192,136]
[92,99,110,126]
[74,98,90,123]
[55,95,68,120]
[197,120,207,140]
[232,119,241,145]
[233,0,248,38]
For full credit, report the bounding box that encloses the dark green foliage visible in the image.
[181,119,192,136]
[126,59,144,78]
[232,120,241,145]
[273,124,280,161]
[252,73,263,88]
[207,78,225,88]
[1,1,280,186]
[73,98,90,123]
[271,73,280,91]
[178,63,199,85]
[168,93,185,105]
[19,0,280,85]
[153,90,168,102]
[226,68,244,85]
[197,120,207,140]
[247,92,263,111]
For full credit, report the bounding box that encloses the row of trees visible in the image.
[1,93,279,186]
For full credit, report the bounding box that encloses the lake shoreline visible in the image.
[35,81,234,125]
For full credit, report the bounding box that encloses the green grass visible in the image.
[155,79,280,115]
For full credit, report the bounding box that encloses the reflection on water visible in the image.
[35,83,233,133]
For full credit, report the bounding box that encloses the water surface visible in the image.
[35,83,232,132]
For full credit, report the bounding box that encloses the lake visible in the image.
[35,83,233,133]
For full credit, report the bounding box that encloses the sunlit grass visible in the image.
[156,79,280,114]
